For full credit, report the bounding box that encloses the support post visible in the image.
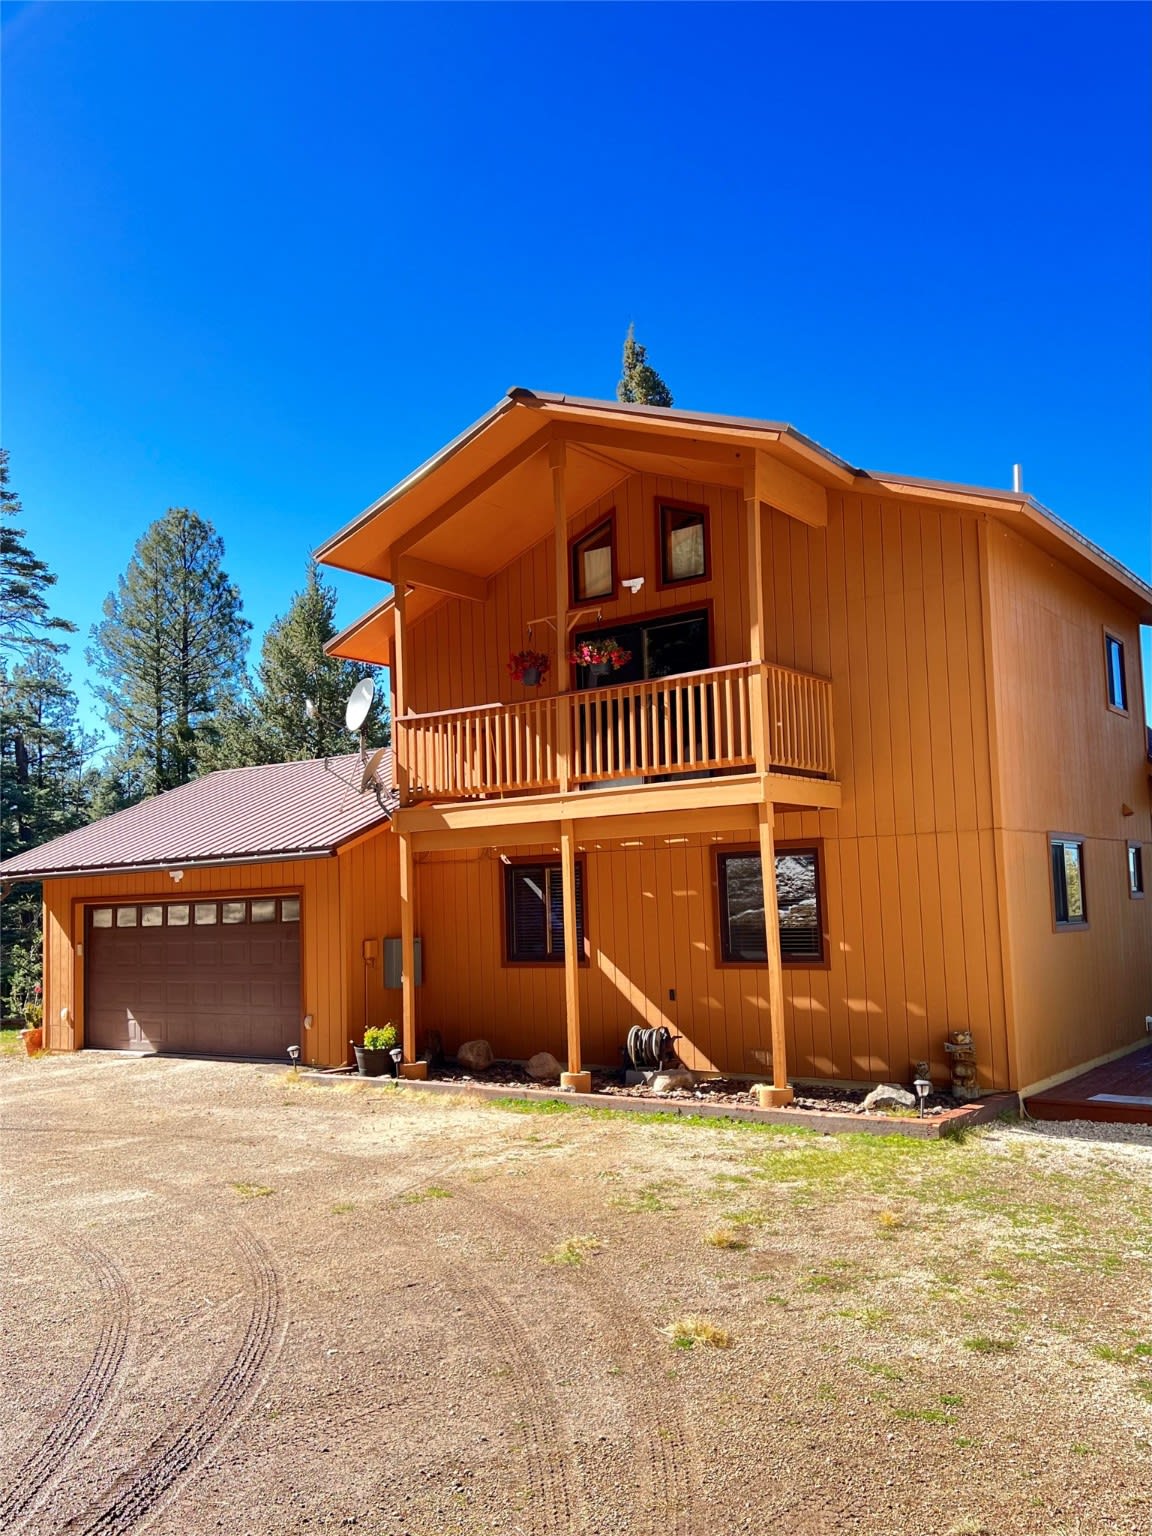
[397,829,426,1078]
[392,585,410,806]
[743,473,770,776]
[550,440,571,797]
[558,825,589,1093]
[755,802,793,1107]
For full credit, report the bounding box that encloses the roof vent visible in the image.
[1012,464,1024,494]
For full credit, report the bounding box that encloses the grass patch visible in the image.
[963,1336,1016,1356]
[231,1182,275,1199]
[610,1183,677,1214]
[704,1226,750,1250]
[661,1315,733,1350]
[399,1185,453,1204]
[331,1202,355,1215]
[544,1235,602,1266]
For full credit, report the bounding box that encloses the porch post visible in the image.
[392,584,410,806]
[558,824,589,1093]
[550,439,571,797]
[397,828,426,1079]
[755,802,794,1107]
[743,472,769,776]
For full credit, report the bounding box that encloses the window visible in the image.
[222,902,246,924]
[167,904,189,926]
[504,860,586,963]
[281,897,300,922]
[251,899,277,923]
[1129,844,1145,899]
[92,908,112,928]
[1104,633,1128,712]
[659,502,709,585]
[141,906,164,928]
[194,903,218,925]
[716,848,824,964]
[115,907,138,927]
[571,517,615,603]
[1051,837,1087,927]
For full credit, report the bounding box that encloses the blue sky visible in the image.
[4,0,1150,737]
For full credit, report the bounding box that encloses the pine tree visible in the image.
[87,508,250,795]
[0,450,77,657]
[204,562,388,768]
[617,324,674,407]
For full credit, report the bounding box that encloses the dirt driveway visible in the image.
[1,1052,1149,1536]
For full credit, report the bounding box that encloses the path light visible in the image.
[287,1044,301,1073]
[913,1078,932,1119]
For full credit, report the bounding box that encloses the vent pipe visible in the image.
[1012,463,1024,494]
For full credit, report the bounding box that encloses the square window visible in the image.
[1130,844,1145,898]
[660,503,708,584]
[141,906,164,928]
[166,904,190,926]
[92,908,113,928]
[194,903,218,925]
[504,861,585,963]
[222,902,246,924]
[571,518,615,603]
[251,899,277,923]
[115,907,138,927]
[716,848,824,964]
[1105,633,1128,712]
[1051,837,1087,926]
[281,897,300,922]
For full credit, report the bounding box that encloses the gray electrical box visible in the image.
[383,937,422,989]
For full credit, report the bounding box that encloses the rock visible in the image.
[456,1039,493,1072]
[860,1083,916,1112]
[525,1051,563,1081]
[651,1070,695,1095]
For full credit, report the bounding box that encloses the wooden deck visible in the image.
[1024,1043,1152,1125]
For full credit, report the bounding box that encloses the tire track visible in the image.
[62,1224,284,1536]
[0,1240,134,1531]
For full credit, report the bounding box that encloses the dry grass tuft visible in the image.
[544,1235,603,1266]
[231,1182,275,1199]
[704,1226,749,1250]
[661,1314,733,1350]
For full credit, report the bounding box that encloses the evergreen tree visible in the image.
[0,450,77,657]
[87,508,250,795]
[205,562,388,767]
[616,324,674,407]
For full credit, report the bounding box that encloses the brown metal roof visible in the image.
[0,754,395,882]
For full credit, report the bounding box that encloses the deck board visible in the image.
[1024,1044,1152,1125]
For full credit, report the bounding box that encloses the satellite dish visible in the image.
[360,747,386,794]
[345,677,375,734]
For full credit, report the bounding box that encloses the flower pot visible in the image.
[21,1026,44,1056]
[521,666,542,687]
[588,663,611,683]
[354,1045,392,1078]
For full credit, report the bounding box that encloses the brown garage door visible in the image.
[86,896,301,1059]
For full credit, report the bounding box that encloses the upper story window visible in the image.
[1050,836,1087,928]
[715,846,825,965]
[1104,632,1128,713]
[571,517,615,603]
[504,859,587,964]
[1129,844,1145,899]
[659,502,709,585]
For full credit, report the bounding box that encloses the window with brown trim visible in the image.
[716,848,824,964]
[1129,843,1145,899]
[571,517,615,603]
[1105,632,1128,712]
[659,502,709,585]
[504,860,586,963]
[1051,837,1087,927]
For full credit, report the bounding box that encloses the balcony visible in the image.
[397,661,835,802]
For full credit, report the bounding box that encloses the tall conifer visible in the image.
[617,324,674,407]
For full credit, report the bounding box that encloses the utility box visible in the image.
[383,937,422,989]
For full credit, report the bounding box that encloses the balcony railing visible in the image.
[398,661,834,801]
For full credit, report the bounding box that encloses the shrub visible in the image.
[363,1024,398,1051]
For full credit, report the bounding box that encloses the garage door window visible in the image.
[167,904,189,925]
[251,899,277,923]
[92,908,112,928]
[141,906,163,927]
[195,903,217,924]
[222,902,246,924]
[116,908,138,927]
[281,897,300,922]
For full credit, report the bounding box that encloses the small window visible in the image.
[1051,837,1087,927]
[571,517,615,603]
[222,902,246,924]
[1104,633,1128,712]
[251,899,277,923]
[141,906,163,928]
[716,848,824,964]
[281,897,300,922]
[660,502,708,585]
[1129,844,1145,899]
[504,860,586,963]
[115,907,138,928]
[194,903,218,925]
[167,904,189,926]
[92,908,113,928]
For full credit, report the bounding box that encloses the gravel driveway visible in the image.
[2,1052,1149,1535]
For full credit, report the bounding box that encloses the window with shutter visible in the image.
[504,861,586,963]
[715,848,825,965]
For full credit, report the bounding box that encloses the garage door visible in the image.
[86,896,301,1059]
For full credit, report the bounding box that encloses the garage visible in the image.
[86,894,302,1058]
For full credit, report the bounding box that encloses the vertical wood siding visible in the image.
[984,523,1152,1089]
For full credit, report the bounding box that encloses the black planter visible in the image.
[354,1045,393,1078]
[521,666,542,687]
[588,663,611,683]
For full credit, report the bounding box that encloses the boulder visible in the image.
[860,1083,916,1113]
[525,1051,563,1081]
[456,1039,494,1072]
[651,1070,695,1095]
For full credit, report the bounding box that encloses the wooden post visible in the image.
[743,474,770,776]
[396,828,426,1079]
[550,440,571,797]
[558,824,589,1093]
[755,802,793,1107]
[393,585,410,806]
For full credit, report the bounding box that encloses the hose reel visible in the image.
[625,1025,678,1073]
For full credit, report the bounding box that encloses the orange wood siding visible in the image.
[39,826,399,1070]
[983,522,1152,1090]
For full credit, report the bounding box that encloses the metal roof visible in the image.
[0,754,395,882]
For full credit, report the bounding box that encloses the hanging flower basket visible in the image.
[568,638,632,677]
[508,648,551,687]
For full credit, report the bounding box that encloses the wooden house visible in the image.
[317,389,1152,1100]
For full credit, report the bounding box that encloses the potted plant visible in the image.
[354,1023,399,1077]
[21,1001,44,1057]
[508,648,551,687]
[568,637,633,682]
